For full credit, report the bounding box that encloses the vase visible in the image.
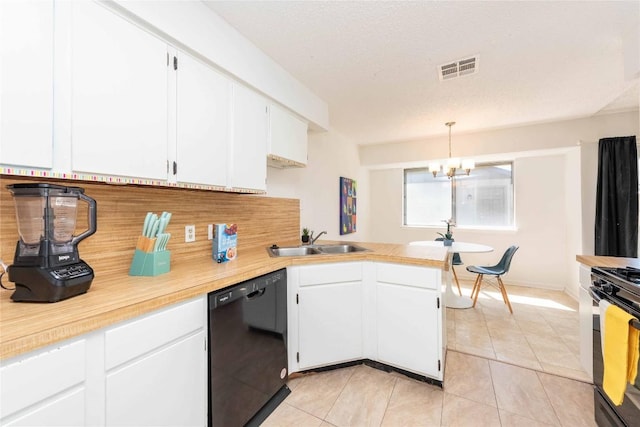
[301,235,310,244]
[443,239,453,246]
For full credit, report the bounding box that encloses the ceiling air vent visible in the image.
[438,55,479,81]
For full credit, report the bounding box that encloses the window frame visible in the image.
[402,161,516,230]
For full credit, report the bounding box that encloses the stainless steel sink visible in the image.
[268,246,321,257]
[267,244,369,257]
[315,244,369,254]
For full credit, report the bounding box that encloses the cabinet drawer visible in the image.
[298,262,362,286]
[1,339,86,419]
[376,263,440,290]
[105,297,204,370]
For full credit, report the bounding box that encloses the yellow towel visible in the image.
[603,304,640,405]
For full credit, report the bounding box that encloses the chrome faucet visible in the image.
[310,230,327,245]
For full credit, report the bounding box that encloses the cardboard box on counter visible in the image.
[212,224,237,263]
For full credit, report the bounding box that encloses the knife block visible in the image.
[129,249,171,276]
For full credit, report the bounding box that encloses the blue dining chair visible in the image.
[467,245,519,313]
[435,238,463,296]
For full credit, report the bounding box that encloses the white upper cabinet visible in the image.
[173,52,231,187]
[70,1,168,180]
[0,0,54,169]
[1,1,277,192]
[231,84,268,191]
[268,104,308,167]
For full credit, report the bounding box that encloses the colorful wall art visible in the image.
[340,177,357,235]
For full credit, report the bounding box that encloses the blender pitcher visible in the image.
[9,183,96,266]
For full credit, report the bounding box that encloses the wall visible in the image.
[366,111,639,293]
[0,176,299,276]
[266,128,370,242]
[360,111,639,168]
[564,147,583,298]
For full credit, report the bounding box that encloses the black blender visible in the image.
[6,183,97,302]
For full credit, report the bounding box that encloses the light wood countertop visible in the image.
[0,241,447,361]
[576,254,640,269]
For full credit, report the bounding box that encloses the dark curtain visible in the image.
[595,136,638,257]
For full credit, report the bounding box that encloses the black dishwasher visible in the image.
[208,268,289,427]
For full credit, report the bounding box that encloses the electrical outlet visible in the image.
[208,224,213,240]
[185,225,196,243]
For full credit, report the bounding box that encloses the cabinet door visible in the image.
[376,283,441,379]
[0,340,86,426]
[268,104,307,166]
[70,1,168,180]
[0,0,53,169]
[2,390,85,427]
[105,331,206,427]
[231,84,267,191]
[298,282,362,369]
[175,52,231,187]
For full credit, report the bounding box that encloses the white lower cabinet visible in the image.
[376,283,441,378]
[0,340,87,426]
[295,262,363,369]
[375,262,442,380]
[578,264,594,382]
[0,297,207,427]
[105,332,205,426]
[298,282,363,369]
[104,297,207,426]
[289,261,444,381]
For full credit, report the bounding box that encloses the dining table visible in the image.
[409,240,494,308]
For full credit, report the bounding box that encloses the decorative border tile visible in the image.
[0,167,265,194]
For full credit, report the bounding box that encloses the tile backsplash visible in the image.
[0,176,299,276]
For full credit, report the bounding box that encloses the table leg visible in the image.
[444,253,473,309]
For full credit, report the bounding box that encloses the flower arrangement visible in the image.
[437,219,455,240]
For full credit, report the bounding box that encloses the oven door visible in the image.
[591,287,640,427]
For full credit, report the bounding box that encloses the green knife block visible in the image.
[129,249,171,276]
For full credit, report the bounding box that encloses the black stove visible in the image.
[590,266,640,427]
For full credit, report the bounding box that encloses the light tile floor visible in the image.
[448,280,589,382]
[264,283,594,426]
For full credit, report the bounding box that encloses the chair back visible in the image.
[495,245,519,275]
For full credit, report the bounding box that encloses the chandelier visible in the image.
[429,122,475,178]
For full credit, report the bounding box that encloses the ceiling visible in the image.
[204,1,639,145]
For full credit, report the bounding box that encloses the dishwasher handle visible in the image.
[246,288,266,300]
[210,281,268,308]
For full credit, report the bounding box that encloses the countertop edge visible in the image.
[576,254,640,269]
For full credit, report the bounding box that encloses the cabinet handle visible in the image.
[173,161,177,175]
[173,56,178,70]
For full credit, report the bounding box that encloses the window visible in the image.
[404,163,514,228]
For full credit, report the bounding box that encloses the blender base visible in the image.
[8,263,94,303]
